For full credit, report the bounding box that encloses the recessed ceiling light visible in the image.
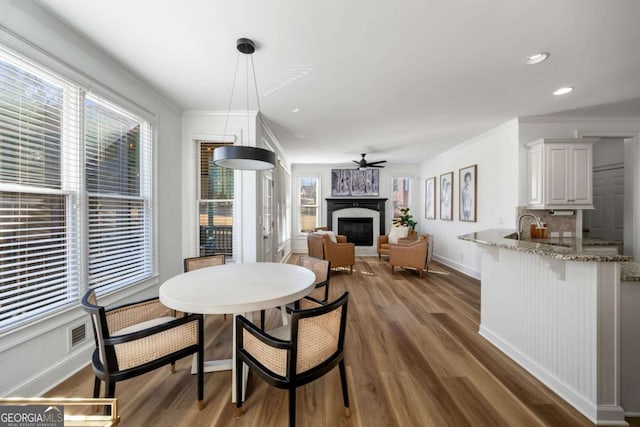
[291,108,299,113]
[524,52,549,65]
[553,86,574,96]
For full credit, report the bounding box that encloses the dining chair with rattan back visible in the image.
[81,289,205,410]
[183,254,226,272]
[235,292,350,426]
[297,256,331,303]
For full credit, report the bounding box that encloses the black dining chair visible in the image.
[235,292,350,426]
[81,289,205,409]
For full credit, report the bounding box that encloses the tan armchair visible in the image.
[377,229,416,259]
[307,232,355,273]
[389,234,434,277]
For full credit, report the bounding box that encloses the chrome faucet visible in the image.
[517,213,543,240]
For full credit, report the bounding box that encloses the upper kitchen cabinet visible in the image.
[527,138,597,209]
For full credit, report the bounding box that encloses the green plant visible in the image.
[393,207,417,230]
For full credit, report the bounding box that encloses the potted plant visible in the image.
[393,207,417,230]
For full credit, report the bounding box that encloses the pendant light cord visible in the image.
[250,54,266,130]
[246,52,250,142]
[222,52,241,144]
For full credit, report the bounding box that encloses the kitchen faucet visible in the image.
[517,213,543,240]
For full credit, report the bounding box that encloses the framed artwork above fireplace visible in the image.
[331,169,379,197]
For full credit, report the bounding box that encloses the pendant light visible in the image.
[213,38,276,170]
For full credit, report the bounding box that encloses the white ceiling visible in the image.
[36,0,640,165]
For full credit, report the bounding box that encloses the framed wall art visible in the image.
[331,169,379,197]
[425,177,436,219]
[439,172,453,221]
[459,165,477,222]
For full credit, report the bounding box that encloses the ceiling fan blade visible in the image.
[352,160,360,165]
[367,160,387,165]
[369,164,385,168]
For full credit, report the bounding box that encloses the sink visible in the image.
[504,232,519,240]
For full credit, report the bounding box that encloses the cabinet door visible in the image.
[570,145,592,204]
[545,144,571,204]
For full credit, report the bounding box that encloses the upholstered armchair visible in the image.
[307,232,355,273]
[377,228,416,259]
[389,234,433,277]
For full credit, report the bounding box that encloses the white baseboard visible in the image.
[432,254,481,280]
[479,325,627,426]
[6,343,93,397]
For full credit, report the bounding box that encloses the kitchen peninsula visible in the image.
[459,229,639,426]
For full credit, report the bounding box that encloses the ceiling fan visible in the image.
[353,153,387,170]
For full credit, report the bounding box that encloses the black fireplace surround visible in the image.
[326,198,387,236]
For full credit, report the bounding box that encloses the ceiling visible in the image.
[36,0,640,165]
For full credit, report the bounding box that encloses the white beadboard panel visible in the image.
[621,280,640,415]
[479,247,626,425]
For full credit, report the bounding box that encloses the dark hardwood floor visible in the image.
[47,256,639,426]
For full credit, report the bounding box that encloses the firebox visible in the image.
[337,217,373,246]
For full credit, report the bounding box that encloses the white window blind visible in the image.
[0,47,81,328]
[0,45,154,332]
[85,95,153,295]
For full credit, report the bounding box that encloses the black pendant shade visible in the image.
[213,145,276,170]
[213,38,276,171]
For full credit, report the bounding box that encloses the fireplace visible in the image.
[326,198,387,256]
[338,217,373,246]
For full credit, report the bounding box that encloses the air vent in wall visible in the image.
[70,323,86,348]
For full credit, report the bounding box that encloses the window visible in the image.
[85,95,153,295]
[0,47,153,331]
[198,142,234,257]
[276,162,291,246]
[392,177,411,218]
[299,176,319,233]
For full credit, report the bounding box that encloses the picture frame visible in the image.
[459,165,477,222]
[331,169,379,197]
[439,172,453,221]
[425,177,436,219]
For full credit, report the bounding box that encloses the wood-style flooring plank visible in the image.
[44,256,638,426]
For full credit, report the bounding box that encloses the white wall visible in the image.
[291,163,420,253]
[0,1,183,397]
[593,138,625,168]
[419,120,520,279]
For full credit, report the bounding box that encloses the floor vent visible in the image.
[70,323,86,348]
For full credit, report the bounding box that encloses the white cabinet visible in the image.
[527,138,596,209]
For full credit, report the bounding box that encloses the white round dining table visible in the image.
[160,262,316,315]
[159,262,316,403]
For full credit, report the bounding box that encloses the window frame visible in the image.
[298,175,321,234]
[195,141,235,260]
[391,176,412,219]
[0,44,156,334]
[276,161,291,248]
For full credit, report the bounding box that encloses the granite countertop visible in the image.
[458,229,640,282]
[458,229,633,262]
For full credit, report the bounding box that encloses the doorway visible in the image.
[583,138,624,243]
[262,172,274,261]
